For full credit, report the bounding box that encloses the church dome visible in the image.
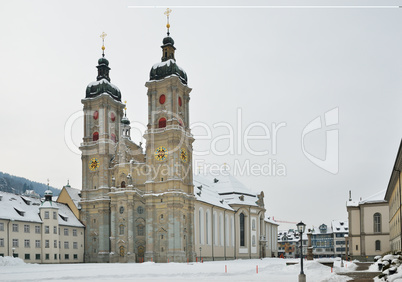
[86,78,121,101]
[162,36,174,46]
[150,59,187,85]
[86,57,122,101]
[121,116,130,125]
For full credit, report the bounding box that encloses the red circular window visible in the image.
[159,95,166,104]
[178,97,182,107]
[111,112,115,122]
[159,117,167,128]
[93,132,99,141]
[93,111,99,120]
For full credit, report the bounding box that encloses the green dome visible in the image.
[150,59,187,84]
[162,36,175,46]
[86,79,121,101]
[121,116,130,125]
[98,57,109,66]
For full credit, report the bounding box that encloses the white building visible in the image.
[0,190,85,263]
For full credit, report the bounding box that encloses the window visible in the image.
[138,225,144,236]
[54,226,57,234]
[44,211,49,219]
[121,181,126,188]
[64,242,69,249]
[0,222,3,231]
[206,210,211,245]
[137,206,144,214]
[54,240,57,248]
[375,240,381,251]
[25,254,30,260]
[240,213,245,247]
[45,226,49,234]
[35,226,40,234]
[74,254,78,260]
[213,212,217,245]
[24,239,30,248]
[24,225,30,233]
[374,213,381,233]
[0,238,4,247]
[356,245,358,251]
[199,208,204,245]
[12,223,18,232]
[252,235,256,247]
[119,225,125,235]
[59,241,61,249]
[53,212,57,220]
[45,240,49,248]
[35,254,40,260]
[12,239,18,247]
[73,229,77,236]
[64,228,69,236]
[35,240,40,248]
[252,219,256,231]
[54,254,57,260]
[45,254,49,260]
[220,213,224,246]
[73,242,78,249]
[93,132,99,141]
[158,117,166,128]
[65,254,69,260]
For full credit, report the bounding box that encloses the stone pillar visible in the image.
[110,203,117,262]
[127,200,136,262]
[307,230,313,260]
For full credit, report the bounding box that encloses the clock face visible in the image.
[180,148,188,163]
[89,158,100,171]
[155,146,168,161]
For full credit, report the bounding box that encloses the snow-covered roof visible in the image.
[331,220,348,233]
[347,189,387,207]
[193,174,233,210]
[0,191,83,227]
[193,172,259,207]
[265,216,279,226]
[64,186,81,209]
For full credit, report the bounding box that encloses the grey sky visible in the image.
[1,0,401,230]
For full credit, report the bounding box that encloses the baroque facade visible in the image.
[79,29,278,263]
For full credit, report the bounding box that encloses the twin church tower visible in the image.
[79,13,196,263]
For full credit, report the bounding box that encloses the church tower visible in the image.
[80,33,125,263]
[143,10,196,262]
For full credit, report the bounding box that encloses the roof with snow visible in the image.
[331,220,349,233]
[64,186,81,210]
[193,172,261,208]
[0,191,83,227]
[347,189,387,207]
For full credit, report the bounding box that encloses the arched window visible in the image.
[374,213,381,233]
[93,132,99,141]
[375,240,381,251]
[119,245,125,257]
[121,181,126,188]
[199,208,204,244]
[252,219,256,231]
[240,213,245,247]
[225,214,229,246]
[231,216,234,247]
[159,117,166,128]
[252,235,256,247]
[119,225,124,235]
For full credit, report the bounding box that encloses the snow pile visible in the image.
[372,254,402,281]
[0,256,25,266]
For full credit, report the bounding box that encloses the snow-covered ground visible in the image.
[0,257,358,282]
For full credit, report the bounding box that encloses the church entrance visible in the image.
[137,245,145,263]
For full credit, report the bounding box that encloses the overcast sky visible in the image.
[1,0,402,230]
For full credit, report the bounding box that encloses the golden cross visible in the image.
[124,100,127,110]
[100,32,107,55]
[100,32,107,41]
[164,8,172,18]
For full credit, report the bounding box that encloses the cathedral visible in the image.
[78,15,278,263]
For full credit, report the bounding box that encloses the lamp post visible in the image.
[297,221,306,282]
[199,247,202,262]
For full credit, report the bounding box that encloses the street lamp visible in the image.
[199,247,202,262]
[297,221,306,282]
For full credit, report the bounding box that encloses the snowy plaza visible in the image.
[0,256,360,282]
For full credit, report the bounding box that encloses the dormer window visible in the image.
[14,208,25,217]
[59,214,68,222]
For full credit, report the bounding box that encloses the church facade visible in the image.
[79,29,277,263]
